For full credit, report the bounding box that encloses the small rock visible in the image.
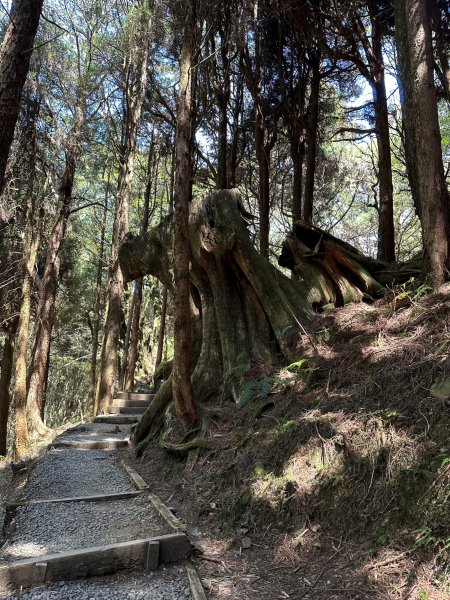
[431,376,450,399]
[201,577,212,590]
[241,536,252,549]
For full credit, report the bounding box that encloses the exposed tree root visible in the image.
[159,437,212,456]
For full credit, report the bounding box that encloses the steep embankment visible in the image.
[123,283,450,600]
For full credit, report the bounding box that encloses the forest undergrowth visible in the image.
[126,282,450,600]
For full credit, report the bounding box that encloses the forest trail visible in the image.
[0,392,201,599]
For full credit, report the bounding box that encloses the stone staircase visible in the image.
[94,390,154,425]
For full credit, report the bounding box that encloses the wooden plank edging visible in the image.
[119,461,187,532]
[0,533,191,592]
[186,562,208,600]
[120,460,149,490]
[5,490,143,509]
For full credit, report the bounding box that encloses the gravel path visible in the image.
[0,421,193,599]
[1,566,193,599]
[22,448,133,500]
[56,423,132,443]
[0,495,169,562]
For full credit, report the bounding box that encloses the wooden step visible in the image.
[52,439,130,450]
[111,398,150,408]
[108,406,146,416]
[0,533,191,592]
[94,414,139,425]
[116,391,154,401]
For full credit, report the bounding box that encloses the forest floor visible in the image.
[120,283,450,600]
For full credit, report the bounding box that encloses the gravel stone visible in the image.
[1,566,192,599]
[22,448,133,500]
[0,496,169,562]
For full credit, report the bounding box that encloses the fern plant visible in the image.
[237,375,273,410]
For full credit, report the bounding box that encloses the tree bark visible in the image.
[369,3,396,263]
[0,0,43,195]
[88,183,109,411]
[430,0,450,101]
[395,0,450,285]
[124,279,143,390]
[291,124,306,225]
[214,2,231,189]
[96,6,151,413]
[12,96,42,458]
[0,327,15,455]
[155,286,168,371]
[303,52,321,225]
[26,100,84,437]
[172,0,198,426]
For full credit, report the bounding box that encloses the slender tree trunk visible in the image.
[255,105,272,258]
[290,123,305,225]
[0,0,44,195]
[26,189,70,435]
[155,286,168,370]
[26,102,83,436]
[12,97,42,458]
[229,72,243,189]
[0,327,15,455]
[120,288,135,389]
[303,53,321,225]
[172,0,197,426]
[96,8,150,413]
[88,191,109,410]
[124,279,142,390]
[123,144,154,391]
[215,4,231,189]
[373,75,396,262]
[430,0,450,101]
[395,0,450,285]
[13,197,41,458]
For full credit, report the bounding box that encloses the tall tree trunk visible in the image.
[0,327,16,455]
[88,189,109,411]
[229,71,244,189]
[373,74,396,262]
[290,123,305,225]
[366,2,396,262]
[430,0,450,101]
[12,96,42,458]
[303,53,321,225]
[96,7,151,413]
[395,0,450,285]
[172,0,198,426]
[123,143,154,390]
[13,194,41,458]
[124,280,142,391]
[215,3,231,189]
[120,288,135,389]
[0,0,43,195]
[26,100,84,437]
[255,105,271,258]
[26,182,71,436]
[155,286,168,370]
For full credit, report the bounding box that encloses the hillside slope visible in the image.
[124,283,450,600]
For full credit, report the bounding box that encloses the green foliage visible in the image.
[395,278,432,302]
[237,376,273,410]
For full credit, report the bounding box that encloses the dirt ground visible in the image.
[120,285,450,600]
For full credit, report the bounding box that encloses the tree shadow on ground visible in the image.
[199,289,450,599]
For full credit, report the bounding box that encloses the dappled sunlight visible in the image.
[0,540,51,562]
